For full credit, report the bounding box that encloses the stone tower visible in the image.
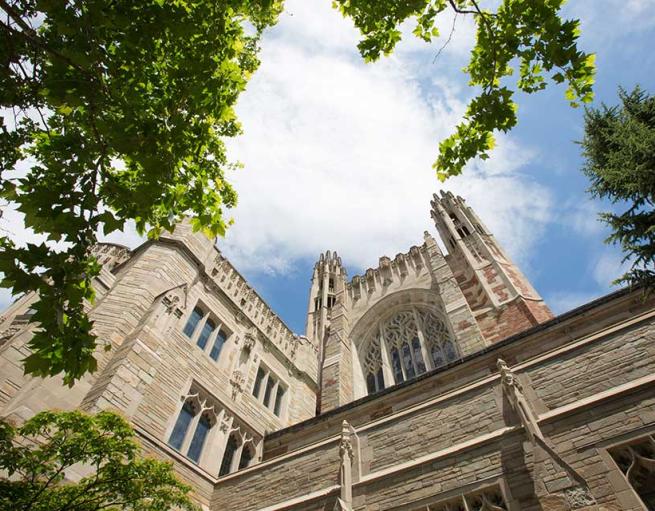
[305,251,347,413]
[430,191,553,343]
[312,191,554,413]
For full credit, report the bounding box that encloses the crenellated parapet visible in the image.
[345,240,433,302]
[209,252,315,369]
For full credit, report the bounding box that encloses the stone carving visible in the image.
[0,325,21,347]
[230,370,246,400]
[497,358,544,444]
[564,487,597,508]
[338,420,354,510]
[162,293,180,314]
[243,328,257,352]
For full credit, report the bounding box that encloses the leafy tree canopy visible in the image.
[0,0,595,385]
[334,0,596,179]
[0,0,282,384]
[0,409,197,511]
[581,86,655,289]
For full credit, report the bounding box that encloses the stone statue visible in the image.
[497,358,544,444]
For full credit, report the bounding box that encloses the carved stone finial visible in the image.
[338,420,354,509]
[339,420,353,460]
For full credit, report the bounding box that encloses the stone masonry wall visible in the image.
[212,291,655,511]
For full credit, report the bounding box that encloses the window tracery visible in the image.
[219,426,257,477]
[609,434,655,508]
[168,391,218,464]
[168,383,260,476]
[422,311,458,369]
[360,308,459,395]
[410,486,508,511]
[363,336,385,394]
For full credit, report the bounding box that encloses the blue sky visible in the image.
[2,0,655,335]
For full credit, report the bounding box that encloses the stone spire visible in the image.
[430,191,553,342]
[305,250,346,348]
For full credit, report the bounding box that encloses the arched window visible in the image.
[219,435,238,476]
[382,311,427,384]
[360,308,460,394]
[238,444,254,470]
[187,413,212,463]
[423,311,459,368]
[363,336,385,394]
[168,400,196,451]
[168,397,215,464]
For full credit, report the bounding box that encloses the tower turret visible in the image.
[430,191,553,342]
[306,251,347,414]
[305,251,347,352]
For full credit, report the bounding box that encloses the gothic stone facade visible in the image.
[1,192,655,511]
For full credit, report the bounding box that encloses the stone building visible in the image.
[1,191,654,510]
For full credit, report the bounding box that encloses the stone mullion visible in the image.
[270,378,280,412]
[259,370,270,405]
[412,307,433,372]
[381,322,406,382]
[204,409,225,474]
[378,331,393,390]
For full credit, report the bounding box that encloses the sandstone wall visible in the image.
[212,290,655,511]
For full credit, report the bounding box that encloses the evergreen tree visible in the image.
[581,87,655,289]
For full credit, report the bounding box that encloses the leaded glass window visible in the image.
[252,367,265,398]
[274,386,285,417]
[181,304,230,362]
[183,307,203,337]
[209,328,227,361]
[219,435,238,476]
[187,413,211,463]
[168,400,195,451]
[409,485,507,510]
[412,337,427,374]
[263,375,275,408]
[359,308,460,392]
[423,311,459,367]
[253,364,287,418]
[391,347,404,384]
[196,318,216,350]
[402,342,416,379]
[238,445,254,470]
[363,336,385,395]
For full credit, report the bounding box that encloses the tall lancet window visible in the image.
[363,336,385,394]
[361,308,460,395]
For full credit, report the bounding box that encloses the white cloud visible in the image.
[562,198,606,238]
[0,0,554,286]
[221,0,552,275]
[592,249,630,288]
[567,0,655,47]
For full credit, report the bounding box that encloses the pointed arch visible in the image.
[349,290,460,398]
